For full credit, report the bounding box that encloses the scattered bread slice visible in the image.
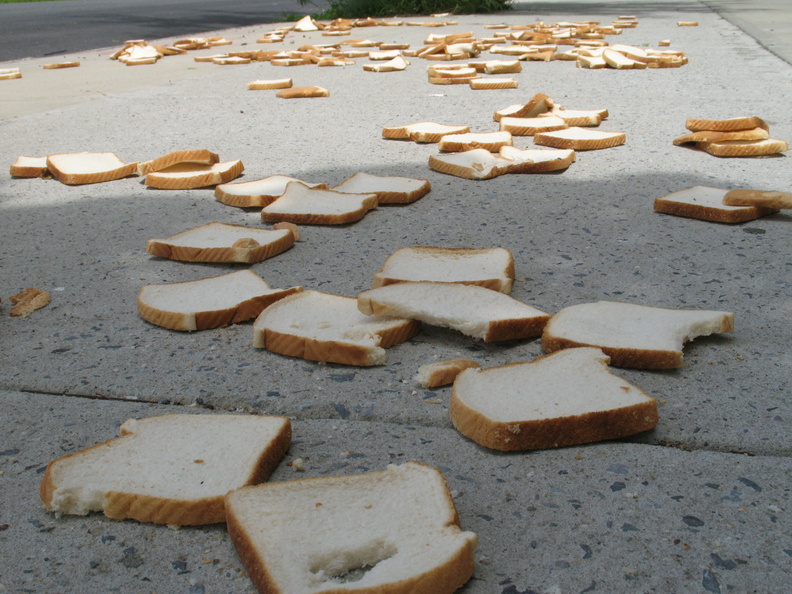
[544,108,605,127]
[654,185,780,223]
[470,77,517,89]
[696,138,788,157]
[40,414,291,526]
[449,348,658,450]
[493,93,552,121]
[382,122,470,143]
[438,131,512,153]
[276,86,329,98]
[146,222,295,263]
[225,462,477,594]
[10,156,49,178]
[498,146,576,173]
[144,160,244,189]
[0,67,22,80]
[9,288,51,317]
[138,270,301,331]
[46,152,138,185]
[331,172,431,204]
[215,176,328,208]
[417,359,480,388]
[500,115,568,136]
[373,246,515,293]
[138,149,219,176]
[541,300,734,369]
[261,182,378,225]
[672,127,769,145]
[247,78,293,90]
[686,116,768,132]
[723,189,792,210]
[363,55,409,72]
[534,127,625,150]
[428,148,512,180]
[358,282,549,342]
[42,61,80,70]
[253,290,421,366]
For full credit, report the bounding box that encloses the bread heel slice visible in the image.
[450,348,658,450]
[541,301,734,369]
[417,359,480,388]
[40,414,292,525]
[225,462,477,594]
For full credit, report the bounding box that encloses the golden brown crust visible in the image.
[275,85,329,98]
[46,154,138,185]
[685,116,768,132]
[419,359,480,388]
[261,194,377,225]
[653,197,778,223]
[672,127,769,145]
[449,387,658,451]
[541,335,684,369]
[483,315,549,342]
[9,287,51,317]
[144,160,244,189]
[505,151,576,174]
[534,130,625,150]
[138,149,219,175]
[10,156,49,178]
[42,61,80,69]
[696,138,788,157]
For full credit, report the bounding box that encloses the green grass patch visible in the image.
[298,0,511,20]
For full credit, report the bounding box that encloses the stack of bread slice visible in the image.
[674,117,788,157]
[215,176,327,207]
[653,185,781,223]
[429,146,575,179]
[143,150,243,189]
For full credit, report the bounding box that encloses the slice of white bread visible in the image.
[492,92,551,121]
[10,155,49,178]
[46,152,139,185]
[653,185,779,223]
[225,462,477,594]
[437,131,513,153]
[416,359,480,388]
[498,146,576,173]
[216,176,328,208]
[541,301,734,369]
[672,127,769,145]
[261,182,378,225]
[144,160,244,189]
[138,149,219,175]
[723,189,792,209]
[544,108,606,127]
[499,115,568,136]
[253,290,421,366]
[373,246,515,293]
[146,222,295,263]
[382,122,470,143]
[428,148,512,180]
[685,116,768,132]
[696,138,788,157]
[138,270,301,331]
[357,282,549,342]
[469,77,517,89]
[247,78,293,90]
[276,86,330,98]
[534,127,626,150]
[331,172,431,204]
[40,414,291,525]
[450,348,658,450]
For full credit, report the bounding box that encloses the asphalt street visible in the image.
[0,0,329,62]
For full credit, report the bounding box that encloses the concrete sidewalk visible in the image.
[1,1,791,592]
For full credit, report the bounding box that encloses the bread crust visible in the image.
[723,189,792,210]
[685,116,768,132]
[653,196,778,223]
[46,152,138,185]
[144,160,244,189]
[261,192,378,225]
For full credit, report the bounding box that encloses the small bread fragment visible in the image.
[534,127,625,150]
[9,288,51,317]
[144,160,244,189]
[10,156,49,178]
[417,359,480,388]
[685,116,769,132]
[273,221,300,240]
[253,290,421,366]
[46,152,138,185]
[331,172,431,204]
[358,282,549,342]
[146,222,294,263]
[541,300,734,369]
[261,182,378,225]
[723,189,792,210]
[438,131,512,153]
[382,122,470,143]
[247,78,293,90]
[696,138,788,157]
[40,414,291,526]
[275,86,329,98]
[449,348,658,450]
[225,462,477,594]
[215,176,328,208]
[138,270,301,331]
[654,186,779,223]
[373,246,515,293]
[138,149,220,176]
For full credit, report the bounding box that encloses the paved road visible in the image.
[0,0,329,62]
